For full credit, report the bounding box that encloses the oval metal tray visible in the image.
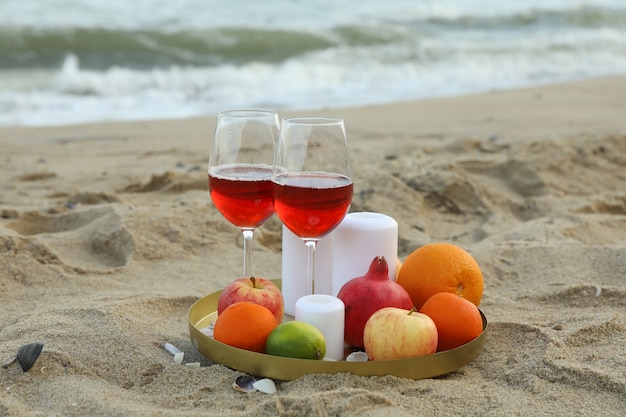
[188,280,488,381]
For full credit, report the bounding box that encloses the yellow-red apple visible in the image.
[363,307,438,360]
[217,277,284,323]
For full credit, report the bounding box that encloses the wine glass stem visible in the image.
[305,240,316,295]
[242,229,254,277]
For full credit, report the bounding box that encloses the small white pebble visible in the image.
[595,285,602,297]
[173,352,184,365]
[200,326,214,338]
[346,351,369,362]
[164,343,181,356]
[185,362,201,368]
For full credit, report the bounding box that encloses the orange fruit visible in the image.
[213,302,278,353]
[395,257,402,280]
[396,243,484,309]
[420,292,483,351]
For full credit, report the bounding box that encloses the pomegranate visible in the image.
[337,256,414,348]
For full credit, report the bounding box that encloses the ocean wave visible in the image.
[1,0,626,126]
[422,4,626,30]
[2,4,625,71]
[0,27,341,70]
[0,24,429,71]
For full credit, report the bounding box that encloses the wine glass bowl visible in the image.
[273,171,352,239]
[209,164,275,229]
[272,117,353,295]
[208,110,279,277]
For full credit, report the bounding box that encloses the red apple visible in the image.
[217,277,284,323]
[363,307,438,361]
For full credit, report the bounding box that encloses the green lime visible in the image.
[265,321,326,360]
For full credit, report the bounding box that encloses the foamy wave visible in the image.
[3,0,625,31]
[2,0,626,126]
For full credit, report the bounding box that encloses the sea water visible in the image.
[1,0,625,126]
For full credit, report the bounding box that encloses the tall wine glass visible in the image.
[272,117,353,296]
[208,110,279,278]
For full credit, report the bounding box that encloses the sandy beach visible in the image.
[1,76,625,416]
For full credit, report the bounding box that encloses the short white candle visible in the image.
[281,225,334,316]
[331,212,398,296]
[295,294,345,361]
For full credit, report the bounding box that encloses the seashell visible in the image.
[164,343,181,356]
[200,326,214,338]
[200,312,218,337]
[208,312,218,327]
[1,355,17,368]
[185,362,201,368]
[233,375,257,393]
[16,342,44,372]
[346,351,369,362]
[173,352,184,365]
[252,378,277,394]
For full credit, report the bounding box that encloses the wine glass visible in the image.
[272,117,353,296]
[208,110,279,278]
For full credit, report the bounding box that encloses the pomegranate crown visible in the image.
[368,256,389,276]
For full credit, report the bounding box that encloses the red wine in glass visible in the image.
[273,172,352,239]
[208,109,279,278]
[209,164,275,228]
[272,116,353,298]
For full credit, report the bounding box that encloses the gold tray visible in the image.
[188,280,488,381]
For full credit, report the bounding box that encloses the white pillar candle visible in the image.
[331,212,398,296]
[295,294,345,361]
[281,225,334,316]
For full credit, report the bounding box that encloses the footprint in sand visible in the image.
[392,167,491,244]
[122,171,206,193]
[478,322,551,389]
[560,314,624,348]
[459,158,547,221]
[6,201,134,271]
[564,194,626,245]
[3,306,160,388]
[543,314,625,395]
[536,284,626,309]
[570,194,626,216]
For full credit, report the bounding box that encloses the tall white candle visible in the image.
[295,294,345,361]
[281,225,334,316]
[331,212,398,296]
